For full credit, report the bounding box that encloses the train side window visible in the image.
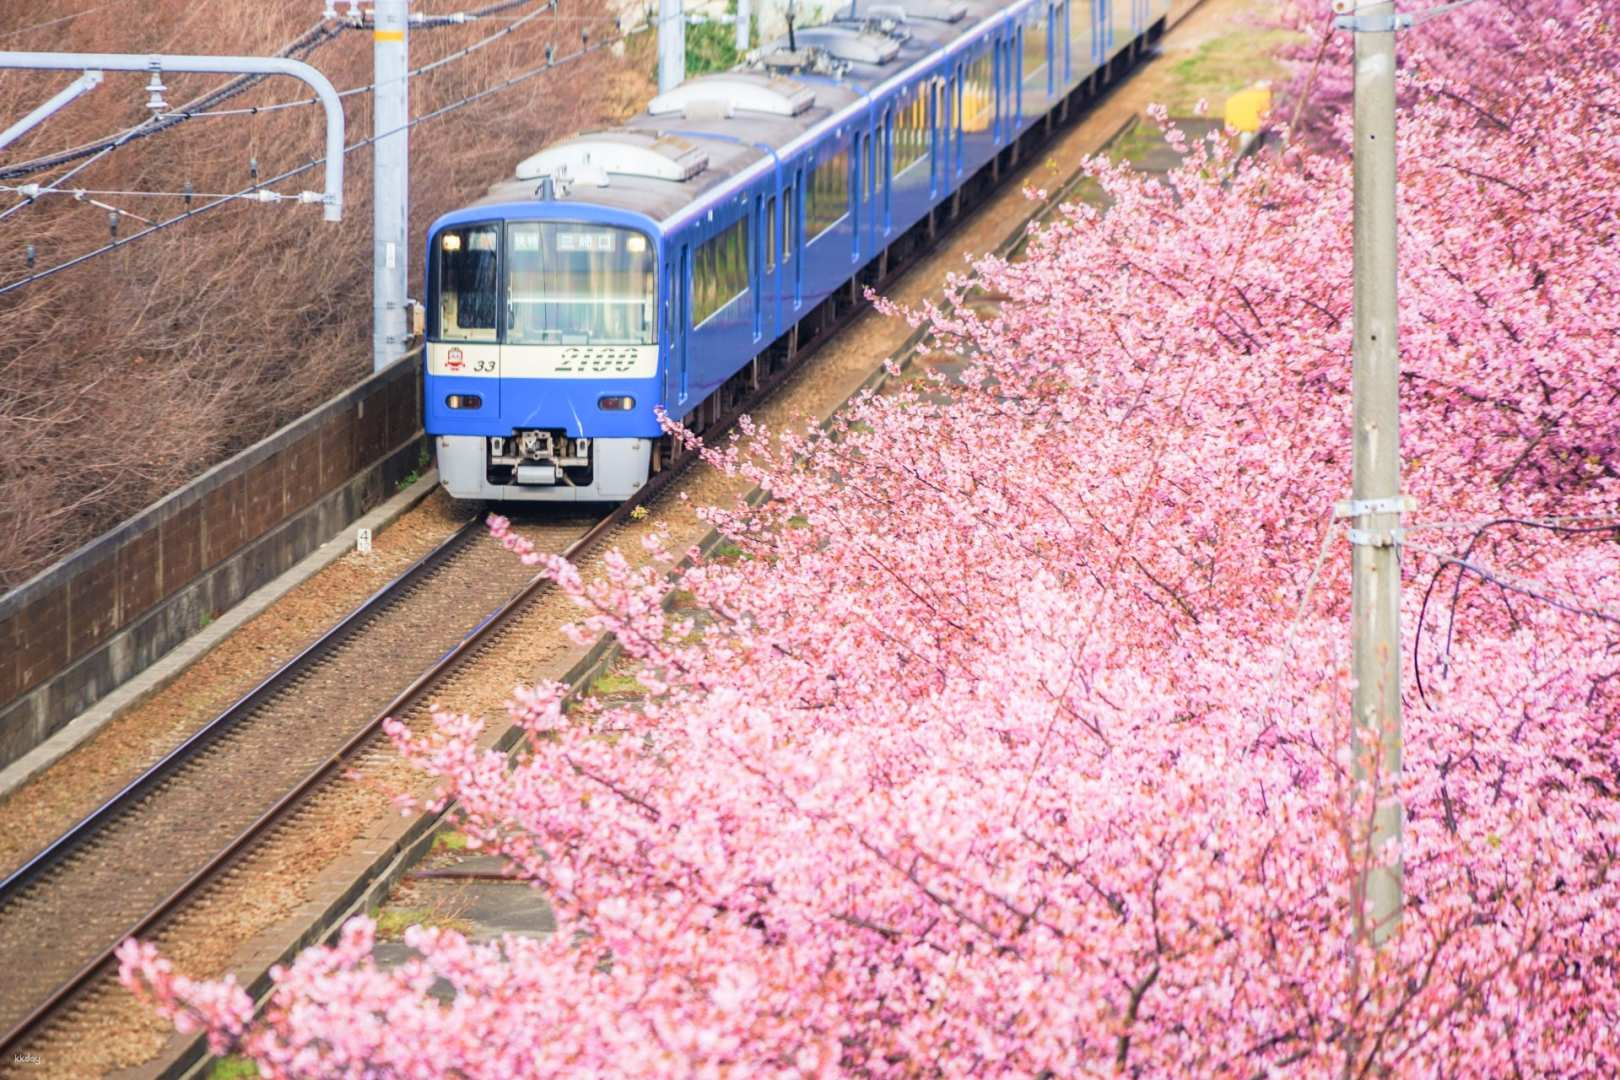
[1025,7,1048,93]
[692,216,749,327]
[766,196,777,272]
[964,53,991,132]
[805,149,850,243]
[894,91,926,177]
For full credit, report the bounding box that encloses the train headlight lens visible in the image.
[446,394,482,409]
[626,235,647,253]
[597,395,635,411]
[440,232,461,252]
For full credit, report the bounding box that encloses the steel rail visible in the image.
[0,242,891,1054]
[0,469,672,1056]
[0,514,482,907]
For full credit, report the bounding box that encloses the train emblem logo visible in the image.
[445,347,465,372]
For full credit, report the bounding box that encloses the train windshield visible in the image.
[436,223,501,342]
[505,222,656,346]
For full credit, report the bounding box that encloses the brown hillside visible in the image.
[0,1,653,587]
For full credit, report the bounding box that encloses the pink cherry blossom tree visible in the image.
[122,5,1620,1075]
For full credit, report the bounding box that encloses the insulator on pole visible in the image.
[25,243,36,268]
[145,67,168,112]
[249,156,259,181]
[183,180,194,208]
[107,209,119,238]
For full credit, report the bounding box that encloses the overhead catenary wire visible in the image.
[411,0,552,26]
[0,114,161,225]
[1,185,288,200]
[0,4,122,43]
[0,18,341,180]
[0,28,625,297]
[0,0,546,179]
[151,1,565,122]
[1,0,585,239]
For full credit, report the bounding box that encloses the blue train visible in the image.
[424,0,1171,501]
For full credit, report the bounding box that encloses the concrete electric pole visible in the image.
[658,0,685,93]
[736,0,751,53]
[1335,0,1405,948]
[372,0,410,372]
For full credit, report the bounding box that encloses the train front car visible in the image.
[424,201,665,503]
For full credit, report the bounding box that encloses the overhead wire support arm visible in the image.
[0,27,625,298]
[0,69,103,154]
[0,51,346,220]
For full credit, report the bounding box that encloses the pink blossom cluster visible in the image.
[120,7,1620,1076]
[1275,0,1598,146]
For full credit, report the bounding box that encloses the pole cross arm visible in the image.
[0,51,345,221]
[1332,0,1483,33]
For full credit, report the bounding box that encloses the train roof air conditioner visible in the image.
[515,131,709,184]
[758,45,846,77]
[875,0,967,22]
[791,26,903,65]
[648,73,817,118]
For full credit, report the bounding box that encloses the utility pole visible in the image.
[658,0,685,93]
[372,0,409,372]
[736,0,751,53]
[1335,0,1404,947]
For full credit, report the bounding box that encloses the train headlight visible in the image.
[597,395,635,412]
[626,235,647,253]
[446,394,482,409]
[441,232,462,252]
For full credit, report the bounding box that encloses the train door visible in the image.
[765,191,778,328]
[1061,0,1071,84]
[790,167,803,306]
[1072,0,1094,76]
[662,252,674,407]
[997,34,1010,137]
[1047,3,1058,95]
[881,106,893,233]
[952,63,963,177]
[1011,28,1023,131]
[753,193,764,341]
[677,244,690,404]
[988,41,998,143]
[861,129,876,251]
[930,76,943,196]
[852,132,862,263]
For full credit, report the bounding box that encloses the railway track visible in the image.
[0,38,1171,1067]
[0,503,611,1054]
[0,207,925,1058]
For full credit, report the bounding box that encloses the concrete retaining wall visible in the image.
[0,355,425,771]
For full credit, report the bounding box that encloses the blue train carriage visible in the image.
[423,0,1170,503]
